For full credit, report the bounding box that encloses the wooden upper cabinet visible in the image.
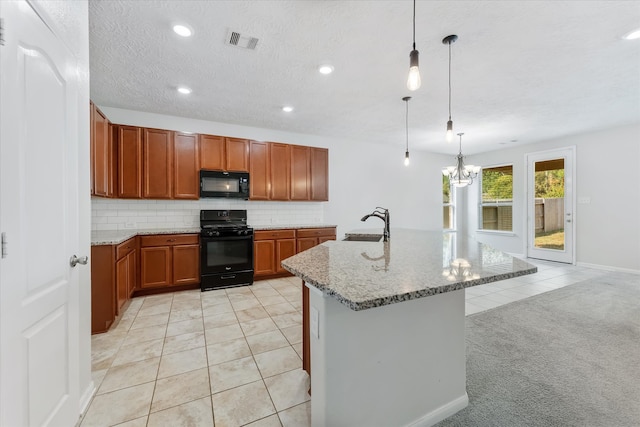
[173,132,199,199]
[143,128,173,199]
[91,103,115,197]
[290,145,310,201]
[200,135,249,172]
[249,140,270,200]
[226,138,250,172]
[310,147,329,201]
[270,143,291,200]
[200,134,225,171]
[117,125,143,198]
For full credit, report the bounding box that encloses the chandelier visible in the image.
[442,133,480,187]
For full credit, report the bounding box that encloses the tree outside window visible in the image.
[480,165,513,231]
[443,175,454,229]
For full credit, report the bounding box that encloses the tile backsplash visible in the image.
[91,198,325,231]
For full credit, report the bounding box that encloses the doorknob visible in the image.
[70,255,88,267]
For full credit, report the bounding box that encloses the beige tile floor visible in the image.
[83,259,607,427]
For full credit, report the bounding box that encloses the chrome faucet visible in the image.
[360,207,390,241]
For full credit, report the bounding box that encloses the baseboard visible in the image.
[576,262,640,275]
[405,393,469,427]
[78,380,96,422]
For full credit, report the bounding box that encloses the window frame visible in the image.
[478,163,514,233]
[443,174,455,231]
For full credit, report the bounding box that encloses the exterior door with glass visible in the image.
[526,147,575,263]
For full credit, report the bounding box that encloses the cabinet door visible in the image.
[270,143,290,200]
[173,244,200,285]
[254,240,276,276]
[310,147,329,201]
[143,128,173,199]
[173,132,199,199]
[276,238,296,274]
[115,256,128,314]
[127,250,137,297]
[290,145,310,200]
[140,246,172,288]
[297,238,318,253]
[249,140,270,200]
[117,125,143,198]
[200,134,225,170]
[226,137,249,172]
[92,105,112,197]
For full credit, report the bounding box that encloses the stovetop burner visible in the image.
[200,209,252,237]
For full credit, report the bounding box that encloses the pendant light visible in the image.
[442,133,480,187]
[403,96,411,166]
[443,34,458,143]
[406,0,421,91]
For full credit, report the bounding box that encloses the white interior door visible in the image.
[0,1,83,425]
[526,147,575,264]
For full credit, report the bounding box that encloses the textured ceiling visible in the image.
[89,0,640,155]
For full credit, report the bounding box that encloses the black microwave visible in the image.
[200,170,250,199]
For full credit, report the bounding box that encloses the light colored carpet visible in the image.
[436,272,640,427]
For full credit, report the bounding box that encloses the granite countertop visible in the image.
[91,224,337,245]
[281,228,537,311]
[252,224,337,231]
[91,228,200,245]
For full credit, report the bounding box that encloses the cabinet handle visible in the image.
[167,239,176,242]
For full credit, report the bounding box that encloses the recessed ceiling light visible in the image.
[282,106,294,113]
[318,65,334,75]
[173,24,193,37]
[623,28,640,40]
[177,86,192,94]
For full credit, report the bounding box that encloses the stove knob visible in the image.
[237,230,243,236]
[215,231,220,237]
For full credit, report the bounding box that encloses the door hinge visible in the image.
[1,232,7,258]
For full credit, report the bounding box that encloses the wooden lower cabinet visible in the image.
[139,234,199,289]
[254,229,296,278]
[296,227,337,252]
[115,238,137,313]
[91,245,117,334]
[91,237,138,334]
[254,227,336,280]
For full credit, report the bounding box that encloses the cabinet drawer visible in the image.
[254,229,296,240]
[140,234,199,247]
[116,237,136,259]
[296,228,336,238]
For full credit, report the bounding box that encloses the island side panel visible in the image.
[307,283,468,427]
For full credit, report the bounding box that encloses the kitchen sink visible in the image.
[342,235,383,242]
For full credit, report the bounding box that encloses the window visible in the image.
[480,165,513,231]
[443,175,454,230]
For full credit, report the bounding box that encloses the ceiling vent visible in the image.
[226,30,259,50]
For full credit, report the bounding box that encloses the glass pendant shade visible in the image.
[407,50,421,91]
[404,150,410,166]
[446,120,453,143]
[442,133,480,188]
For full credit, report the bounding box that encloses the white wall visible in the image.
[459,123,640,272]
[97,107,449,236]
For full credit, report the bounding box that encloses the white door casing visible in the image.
[526,146,576,264]
[1,1,83,426]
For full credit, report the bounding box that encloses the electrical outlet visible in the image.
[124,222,137,229]
[578,197,591,204]
[310,306,319,339]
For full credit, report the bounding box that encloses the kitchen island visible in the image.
[281,229,537,427]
